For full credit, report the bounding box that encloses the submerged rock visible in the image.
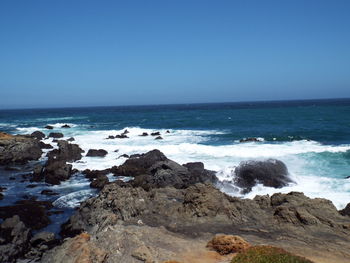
[86,149,108,157]
[234,159,292,193]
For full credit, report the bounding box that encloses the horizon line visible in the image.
[1,97,350,111]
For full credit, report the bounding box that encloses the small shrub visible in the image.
[231,246,314,263]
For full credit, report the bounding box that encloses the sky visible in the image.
[0,0,350,109]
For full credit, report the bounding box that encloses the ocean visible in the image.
[1,99,350,231]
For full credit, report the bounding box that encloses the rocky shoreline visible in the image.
[0,131,350,262]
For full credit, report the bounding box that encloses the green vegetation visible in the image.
[231,246,314,263]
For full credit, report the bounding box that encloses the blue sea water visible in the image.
[0,99,350,232]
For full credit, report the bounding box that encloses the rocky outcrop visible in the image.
[0,215,31,263]
[234,159,292,193]
[61,124,71,128]
[47,140,84,163]
[86,149,108,157]
[0,132,42,165]
[43,160,72,185]
[45,125,53,129]
[41,233,107,263]
[340,203,350,216]
[113,150,218,190]
[0,199,52,230]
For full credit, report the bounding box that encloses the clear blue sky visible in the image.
[1,0,350,109]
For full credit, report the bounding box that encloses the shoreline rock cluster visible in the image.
[0,131,350,262]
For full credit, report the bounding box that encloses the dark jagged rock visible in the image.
[31,131,45,140]
[45,125,53,130]
[234,159,292,193]
[183,162,218,185]
[31,165,44,181]
[113,150,218,190]
[61,124,71,128]
[115,134,128,139]
[25,231,59,260]
[67,137,75,142]
[122,129,129,135]
[139,132,148,136]
[166,130,170,133]
[90,174,109,189]
[106,135,115,139]
[44,161,72,185]
[0,200,52,230]
[155,136,163,140]
[0,215,31,263]
[118,154,129,159]
[48,132,64,138]
[46,140,84,163]
[239,137,262,143]
[82,168,111,180]
[39,141,53,149]
[86,149,108,157]
[0,132,42,165]
[340,203,350,216]
[151,132,161,136]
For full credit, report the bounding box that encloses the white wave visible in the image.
[66,127,350,209]
[36,116,86,121]
[53,189,96,208]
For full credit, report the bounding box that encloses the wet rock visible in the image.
[39,141,53,149]
[122,129,129,135]
[31,131,45,140]
[90,174,109,189]
[86,149,108,157]
[151,132,161,136]
[45,125,53,130]
[115,134,128,139]
[67,137,75,142]
[44,161,72,185]
[0,215,31,263]
[166,130,170,133]
[239,137,263,143]
[234,159,292,193]
[207,235,250,255]
[0,200,52,230]
[114,150,218,190]
[47,140,84,162]
[139,132,148,136]
[106,135,115,139]
[82,168,111,180]
[155,136,163,140]
[48,132,64,138]
[0,132,42,165]
[31,164,44,181]
[61,124,71,128]
[118,154,129,159]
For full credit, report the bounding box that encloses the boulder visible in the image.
[115,134,128,139]
[67,137,75,142]
[139,132,148,136]
[234,159,292,193]
[31,131,45,140]
[183,162,218,185]
[48,132,64,138]
[90,174,109,189]
[39,141,53,149]
[155,136,163,140]
[45,125,53,130]
[44,161,72,185]
[86,149,108,157]
[206,235,250,254]
[151,132,160,136]
[61,124,71,128]
[0,200,52,230]
[0,215,31,263]
[82,168,111,180]
[0,133,42,165]
[46,140,84,163]
[106,135,115,139]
